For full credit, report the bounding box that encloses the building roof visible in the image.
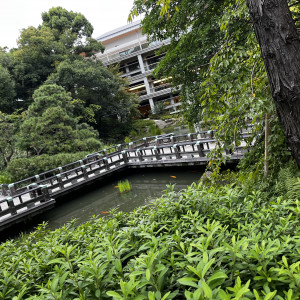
[96,20,142,42]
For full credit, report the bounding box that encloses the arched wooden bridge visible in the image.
[0,130,251,231]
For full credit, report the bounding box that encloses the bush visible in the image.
[0,168,299,299]
[6,152,90,181]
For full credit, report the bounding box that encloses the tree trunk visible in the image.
[246,0,300,168]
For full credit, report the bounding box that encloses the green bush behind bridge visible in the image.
[0,165,300,299]
[5,152,91,182]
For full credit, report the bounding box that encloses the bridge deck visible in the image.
[0,131,252,231]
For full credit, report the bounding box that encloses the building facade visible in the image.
[95,20,181,116]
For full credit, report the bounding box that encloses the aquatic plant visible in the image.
[117,179,132,193]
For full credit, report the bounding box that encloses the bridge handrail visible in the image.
[0,130,250,197]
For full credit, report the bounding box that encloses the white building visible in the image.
[95,20,181,116]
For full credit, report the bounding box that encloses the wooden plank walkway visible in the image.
[0,130,252,231]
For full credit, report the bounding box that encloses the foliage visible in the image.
[18,84,102,155]
[118,179,132,193]
[0,111,23,168]
[12,7,103,104]
[5,152,90,182]
[46,59,139,141]
[0,65,16,113]
[129,0,297,169]
[0,162,299,299]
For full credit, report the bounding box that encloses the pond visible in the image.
[3,167,204,240]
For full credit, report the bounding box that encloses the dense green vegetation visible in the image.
[0,7,139,175]
[0,1,299,299]
[0,163,299,299]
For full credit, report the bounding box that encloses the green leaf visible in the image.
[106,291,123,299]
[146,268,151,281]
[201,281,212,299]
[177,277,199,288]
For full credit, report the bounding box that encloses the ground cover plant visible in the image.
[0,164,299,299]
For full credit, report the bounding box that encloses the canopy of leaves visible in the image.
[129,0,299,169]
[47,59,139,141]
[18,84,102,155]
[0,65,16,113]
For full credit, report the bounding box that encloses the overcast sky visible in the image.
[1,0,139,49]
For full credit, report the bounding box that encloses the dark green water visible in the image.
[32,167,204,230]
[1,168,204,240]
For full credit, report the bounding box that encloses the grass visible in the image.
[117,179,132,193]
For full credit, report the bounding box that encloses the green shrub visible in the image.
[6,152,90,181]
[0,169,300,299]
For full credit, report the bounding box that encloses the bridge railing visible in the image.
[0,130,251,198]
[0,185,51,221]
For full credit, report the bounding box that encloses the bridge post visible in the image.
[207,130,214,139]
[103,157,109,170]
[35,175,40,183]
[136,149,144,161]
[8,183,16,196]
[170,135,176,144]
[143,137,148,147]
[117,144,122,152]
[7,197,17,215]
[196,141,205,157]
[57,167,63,174]
[188,133,193,142]
[122,151,128,163]
[153,146,161,160]
[155,137,160,147]
[173,144,181,159]
[56,174,64,189]
[129,142,134,150]
[81,165,88,180]
[40,185,50,202]
[27,183,39,199]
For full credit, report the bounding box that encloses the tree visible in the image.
[0,65,16,113]
[246,0,300,167]
[0,112,22,168]
[18,84,102,155]
[46,59,139,141]
[129,0,300,168]
[12,7,104,104]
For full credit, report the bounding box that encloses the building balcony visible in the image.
[98,39,170,66]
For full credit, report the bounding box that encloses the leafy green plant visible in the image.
[118,179,132,193]
[0,163,300,299]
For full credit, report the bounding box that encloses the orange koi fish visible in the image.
[114,185,119,188]
[102,211,109,214]
[170,176,177,178]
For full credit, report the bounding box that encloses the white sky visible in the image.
[0,0,139,49]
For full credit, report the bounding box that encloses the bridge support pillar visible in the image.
[7,197,17,215]
[56,174,64,189]
[122,151,128,163]
[8,184,16,196]
[103,157,109,170]
[196,141,205,157]
[35,175,40,183]
[136,149,144,161]
[188,133,193,142]
[153,147,161,160]
[40,185,50,202]
[143,137,148,147]
[173,144,181,159]
[81,165,88,179]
